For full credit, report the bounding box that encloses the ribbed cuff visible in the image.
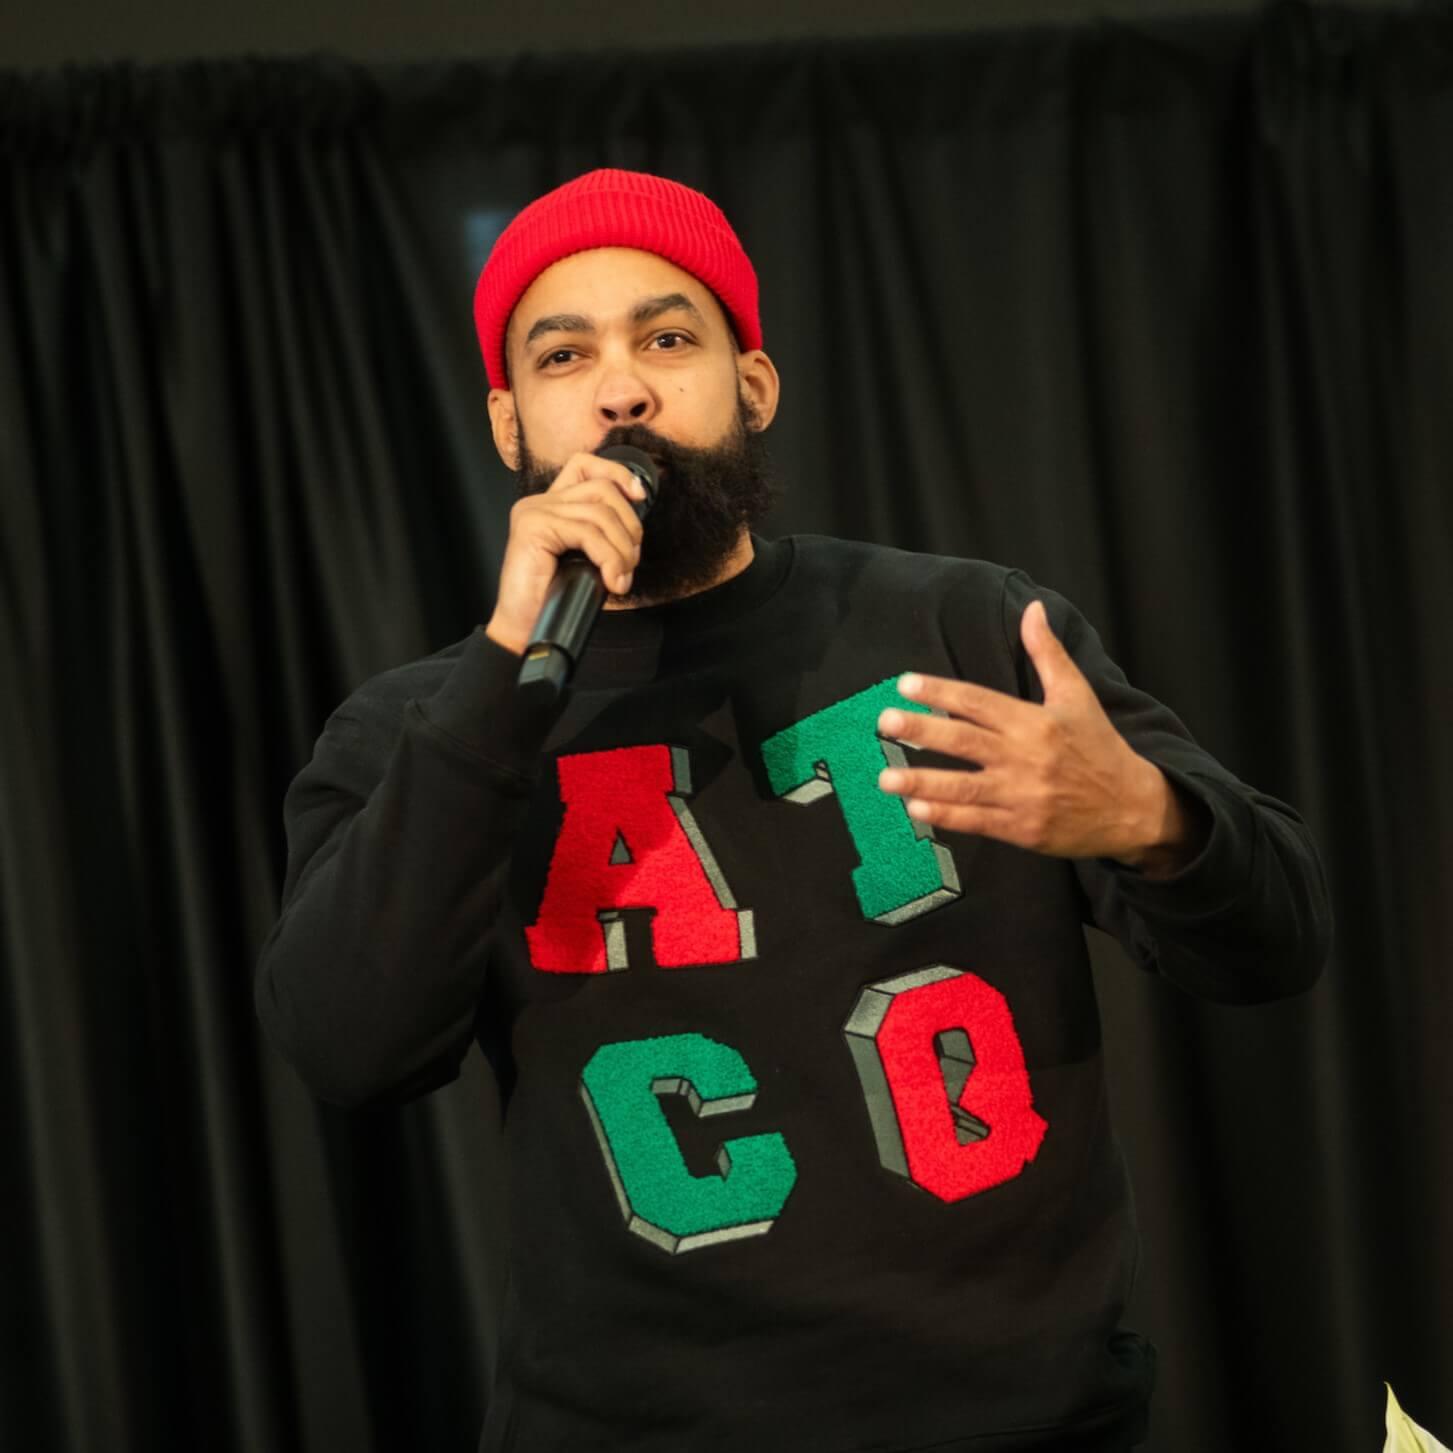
[414,626,564,779]
[1097,763,1255,923]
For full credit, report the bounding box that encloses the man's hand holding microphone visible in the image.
[484,446,659,698]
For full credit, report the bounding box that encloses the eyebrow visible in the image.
[521,292,706,350]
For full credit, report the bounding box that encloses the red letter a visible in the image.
[525,745,755,974]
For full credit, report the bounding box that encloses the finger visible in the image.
[896,671,1038,732]
[878,764,1006,810]
[554,478,646,542]
[528,493,640,559]
[533,511,638,593]
[900,797,1022,840]
[555,452,649,505]
[548,504,640,579]
[1020,599,1084,703]
[877,706,1005,767]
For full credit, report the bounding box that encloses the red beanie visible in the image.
[473,168,762,391]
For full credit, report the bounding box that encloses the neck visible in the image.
[602,530,755,611]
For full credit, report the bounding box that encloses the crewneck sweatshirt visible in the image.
[255,533,1331,1452]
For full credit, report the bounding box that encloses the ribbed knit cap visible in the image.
[473,168,762,391]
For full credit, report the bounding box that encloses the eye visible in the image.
[650,331,692,351]
[540,348,578,368]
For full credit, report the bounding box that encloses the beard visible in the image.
[515,393,779,606]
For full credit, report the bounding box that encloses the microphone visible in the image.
[516,444,660,700]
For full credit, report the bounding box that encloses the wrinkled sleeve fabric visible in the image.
[998,568,1333,1004]
[253,628,562,1108]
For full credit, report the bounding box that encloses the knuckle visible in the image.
[1024,804,1052,848]
[947,722,981,755]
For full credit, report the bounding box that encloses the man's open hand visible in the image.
[876,599,1208,876]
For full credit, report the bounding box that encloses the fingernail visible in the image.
[906,798,931,819]
[898,674,923,698]
[879,768,905,792]
[879,709,903,735]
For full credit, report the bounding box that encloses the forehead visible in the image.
[508,247,723,345]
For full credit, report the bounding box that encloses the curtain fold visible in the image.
[2,6,1449,1449]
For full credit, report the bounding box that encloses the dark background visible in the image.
[0,0,1372,65]
[3,2,1450,1450]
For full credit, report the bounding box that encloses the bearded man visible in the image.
[256,168,1331,1453]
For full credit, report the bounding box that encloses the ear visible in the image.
[736,349,780,431]
[486,388,521,470]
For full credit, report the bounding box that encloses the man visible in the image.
[255,168,1331,1452]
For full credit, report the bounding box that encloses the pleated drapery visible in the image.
[2,7,1450,1449]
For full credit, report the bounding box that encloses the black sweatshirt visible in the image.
[255,533,1331,1452]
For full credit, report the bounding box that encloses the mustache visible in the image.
[515,424,691,498]
[516,401,763,498]
[593,421,711,480]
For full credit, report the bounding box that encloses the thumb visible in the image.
[1021,599,1080,702]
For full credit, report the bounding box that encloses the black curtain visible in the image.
[3,5,1450,1449]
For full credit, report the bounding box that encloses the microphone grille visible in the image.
[598,443,660,503]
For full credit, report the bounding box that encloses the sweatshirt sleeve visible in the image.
[998,568,1333,1005]
[253,627,563,1108]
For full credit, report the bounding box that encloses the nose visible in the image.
[595,364,656,428]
